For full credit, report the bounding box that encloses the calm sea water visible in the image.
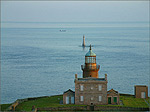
[1,22,149,104]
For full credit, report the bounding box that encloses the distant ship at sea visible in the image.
[59,30,66,32]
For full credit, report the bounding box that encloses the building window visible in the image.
[85,57,96,63]
[85,57,90,63]
[91,86,93,90]
[98,85,102,91]
[66,96,69,104]
[80,96,84,101]
[99,96,102,101]
[91,57,96,63]
[80,85,84,91]
[71,96,75,104]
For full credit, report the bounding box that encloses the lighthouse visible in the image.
[82,35,85,47]
[75,46,108,105]
[81,45,100,78]
[63,45,120,106]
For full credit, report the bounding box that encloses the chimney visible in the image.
[75,74,78,79]
[105,74,107,81]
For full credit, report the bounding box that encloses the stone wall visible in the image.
[75,79,107,105]
[37,105,149,111]
[63,90,75,104]
[107,89,120,104]
[37,106,87,111]
[135,85,148,99]
[94,106,149,111]
[6,99,28,111]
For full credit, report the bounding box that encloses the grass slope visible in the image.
[146,98,150,104]
[1,94,149,111]
[15,95,63,111]
[0,104,12,111]
[15,95,85,111]
[120,96,149,108]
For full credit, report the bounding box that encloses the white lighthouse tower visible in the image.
[82,35,85,47]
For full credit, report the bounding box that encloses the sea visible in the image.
[1,22,149,104]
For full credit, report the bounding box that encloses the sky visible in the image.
[1,1,149,22]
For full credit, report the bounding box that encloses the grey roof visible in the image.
[134,85,148,87]
[85,50,96,56]
[107,89,119,94]
[64,89,75,94]
[77,78,106,81]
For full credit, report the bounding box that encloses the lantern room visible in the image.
[81,45,100,78]
[85,45,96,64]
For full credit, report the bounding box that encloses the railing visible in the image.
[81,65,100,70]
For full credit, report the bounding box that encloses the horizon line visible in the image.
[1,21,149,23]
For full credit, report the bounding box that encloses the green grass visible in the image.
[120,95,149,108]
[3,94,150,111]
[145,97,150,104]
[0,104,12,111]
[16,95,86,111]
[16,95,63,111]
[97,95,149,108]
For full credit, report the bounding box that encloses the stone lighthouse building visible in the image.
[75,45,108,105]
[63,45,120,105]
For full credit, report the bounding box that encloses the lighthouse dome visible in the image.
[85,50,96,56]
[85,45,96,56]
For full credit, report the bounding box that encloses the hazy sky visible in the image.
[1,1,149,22]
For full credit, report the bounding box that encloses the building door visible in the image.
[108,97,111,104]
[141,92,146,98]
[114,97,117,103]
[90,105,94,111]
[90,103,94,111]
[66,96,69,104]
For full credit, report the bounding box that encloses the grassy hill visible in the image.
[1,94,149,111]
